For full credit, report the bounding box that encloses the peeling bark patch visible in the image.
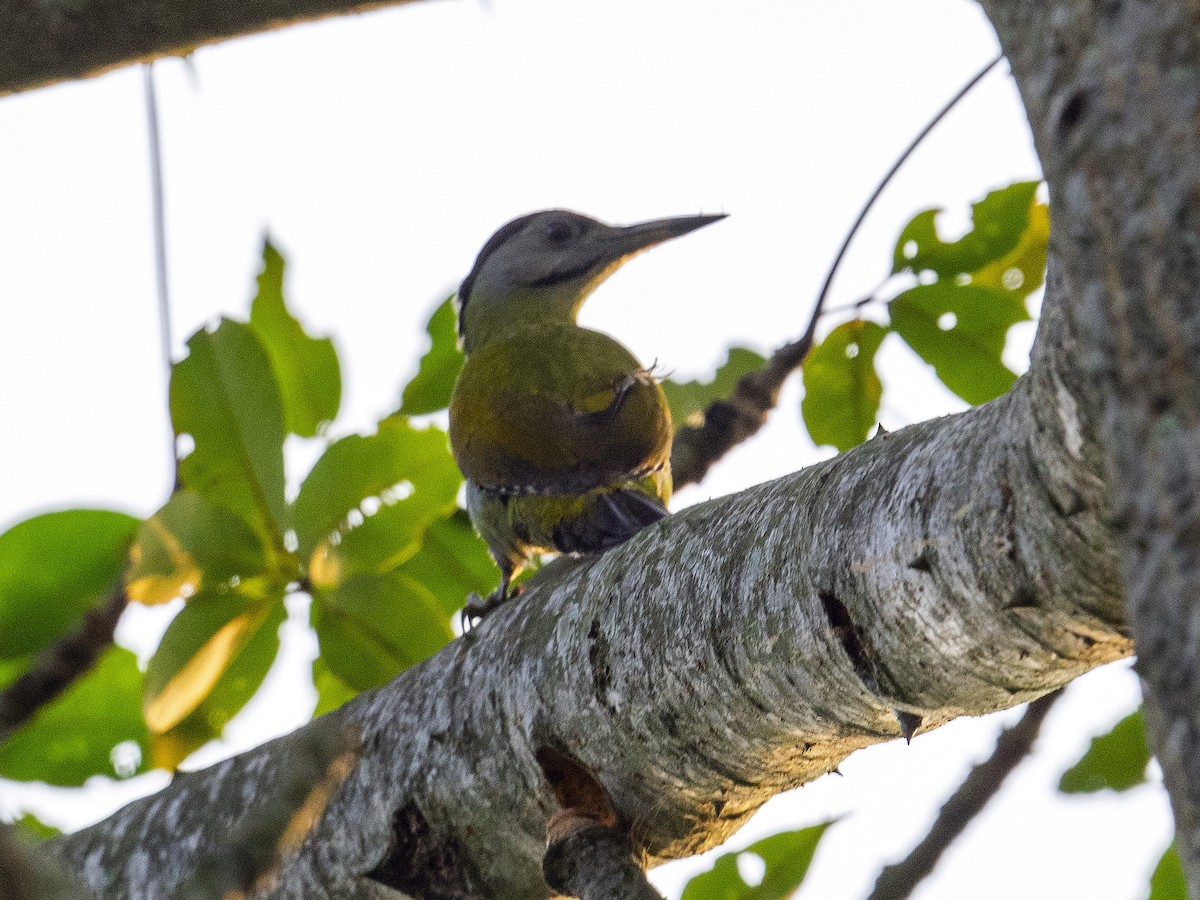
[367,803,477,900]
[818,591,878,692]
[588,617,614,710]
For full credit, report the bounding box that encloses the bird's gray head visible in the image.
[456,209,725,352]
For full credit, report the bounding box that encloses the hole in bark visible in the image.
[818,590,877,691]
[588,618,614,709]
[1004,584,1040,610]
[1057,89,1088,137]
[367,802,477,899]
[907,547,935,572]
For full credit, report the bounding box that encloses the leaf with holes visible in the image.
[1059,708,1151,793]
[400,295,463,416]
[312,572,453,693]
[661,347,767,430]
[394,510,498,615]
[802,320,888,451]
[0,647,150,786]
[143,591,284,739]
[294,418,462,584]
[682,822,831,900]
[171,320,288,547]
[971,196,1049,300]
[0,509,138,660]
[889,282,1027,405]
[126,490,282,606]
[892,181,1040,277]
[249,239,342,437]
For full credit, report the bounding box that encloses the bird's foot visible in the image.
[460,584,524,632]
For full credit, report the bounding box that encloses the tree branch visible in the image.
[0,0,427,98]
[867,689,1062,900]
[0,580,128,743]
[48,273,1128,898]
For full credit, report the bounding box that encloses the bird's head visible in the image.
[456,209,725,352]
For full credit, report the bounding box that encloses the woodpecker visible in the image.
[449,209,725,620]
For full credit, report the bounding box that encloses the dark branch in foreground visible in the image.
[0,579,128,743]
[0,0,424,97]
[867,690,1063,900]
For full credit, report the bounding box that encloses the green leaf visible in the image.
[400,296,463,416]
[1059,709,1151,793]
[892,181,1040,276]
[171,319,289,547]
[0,509,138,660]
[889,282,1027,405]
[294,418,462,583]
[0,647,150,785]
[312,571,453,693]
[394,510,498,615]
[249,239,342,437]
[126,490,281,606]
[1148,845,1186,900]
[971,199,1049,301]
[143,591,284,738]
[802,320,888,451]
[661,347,767,430]
[148,598,286,770]
[312,656,359,717]
[11,813,61,841]
[682,822,831,900]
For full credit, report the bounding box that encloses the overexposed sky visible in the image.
[0,1,1167,897]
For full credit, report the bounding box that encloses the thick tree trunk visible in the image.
[977,0,1200,894]
[49,274,1128,897]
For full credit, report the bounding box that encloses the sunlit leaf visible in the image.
[295,418,462,583]
[682,822,831,900]
[0,509,138,660]
[0,647,150,785]
[971,199,1049,300]
[1148,844,1186,900]
[802,320,888,451]
[143,592,283,736]
[312,571,453,693]
[148,599,286,770]
[400,296,463,416]
[395,510,497,615]
[890,282,1026,405]
[249,238,342,437]
[1059,708,1151,793]
[892,181,1040,277]
[171,319,288,547]
[126,490,281,606]
[661,347,767,430]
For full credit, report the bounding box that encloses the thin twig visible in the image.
[866,689,1063,900]
[143,63,177,473]
[670,52,1006,489]
[0,580,129,743]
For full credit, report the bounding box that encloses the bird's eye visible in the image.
[544,220,574,246]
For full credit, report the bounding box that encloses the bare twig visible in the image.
[866,689,1063,900]
[670,52,1006,489]
[0,580,129,743]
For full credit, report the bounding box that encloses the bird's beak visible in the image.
[606,213,728,262]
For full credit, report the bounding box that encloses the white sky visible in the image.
[0,0,1169,897]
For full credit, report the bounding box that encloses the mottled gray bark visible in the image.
[0,0,425,97]
[48,273,1128,898]
[977,0,1200,894]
